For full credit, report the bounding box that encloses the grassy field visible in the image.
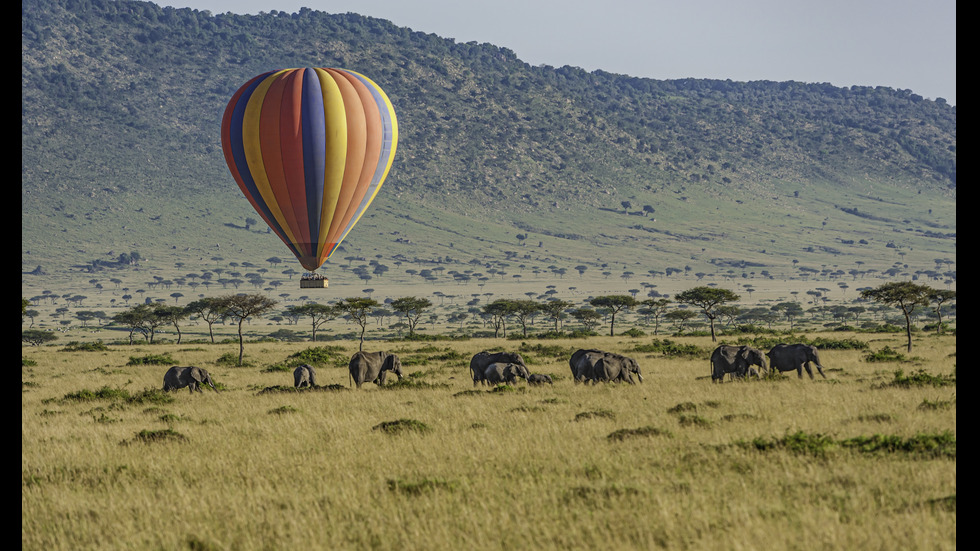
[22,331,955,550]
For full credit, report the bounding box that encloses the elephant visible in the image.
[591,354,644,384]
[568,349,606,383]
[484,362,531,385]
[162,366,217,393]
[527,373,554,386]
[470,351,527,386]
[767,343,826,379]
[293,364,317,388]
[569,349,642,384]
[709,345,767,382]
[348,351,403,389]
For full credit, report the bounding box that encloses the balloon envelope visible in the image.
[221,68,398,271]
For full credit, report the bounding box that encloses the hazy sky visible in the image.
[164,0,956,106]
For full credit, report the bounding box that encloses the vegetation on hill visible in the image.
[22,0,954,287]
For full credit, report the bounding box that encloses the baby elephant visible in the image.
[527,373,553,386]
[484,362,530,385]
[293,364,317,388]
[163,366,217,394]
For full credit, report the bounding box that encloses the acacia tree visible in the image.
[570,307,602,333]
[336,297,379,350]
[540,299,572,333]
[217,293,278,365]
[390,296,433,338]
[589,295,638,336]
[639,298,670,335]
[483,299,516,338]
[674,287,740,342]
[288,302,336,342]
[152,304,188,344]
[509,299,541,337]
[185,298,227,343]
[860,282,932,352]
[112,304,154,344]
[22,329,58,346]
[928,289,956,335]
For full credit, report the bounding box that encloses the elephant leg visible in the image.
[803,363,815,379]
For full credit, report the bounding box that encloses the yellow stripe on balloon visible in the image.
[325,71,398,260]
[312,68,348,261]
[241,69,300,247]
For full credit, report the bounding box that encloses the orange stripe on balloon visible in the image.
[323,68,367,244]
[327,70,383,250]
[258,71,308,257]
[277,69,314,254]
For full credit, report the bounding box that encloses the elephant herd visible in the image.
[160,350,405,394]
[468,349,642,387]
[160,343,827,394]
[710,343,826,382]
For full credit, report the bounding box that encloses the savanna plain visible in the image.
[22,330,955,550]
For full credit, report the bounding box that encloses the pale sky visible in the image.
[163,0,956,106]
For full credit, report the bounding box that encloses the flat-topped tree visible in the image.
[589,295,638,336]
[217,294,278,365]
[674,287,740,342]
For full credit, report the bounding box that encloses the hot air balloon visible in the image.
[220,68,398,288]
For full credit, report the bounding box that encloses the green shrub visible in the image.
[132,428,187,443]
[372,418,431,434]
[575,409,616,421]
[519,342,576,359]
[126,353,176,366]
[865,346,906,362]
[884,369,955,388]
[746,431,836,457]
[287,346,348,367]
[839,431,955,458]
[387,477,457,495]
[677,414,711,428]
[60,341,110,352]
[667,402,697,414]
[632,339,703,358]
[917,398,955,411]
[215,352,252,367]
[262,362,292,373]
[62,386,130,402]
[607,426,671,441]
[127,388,174,405]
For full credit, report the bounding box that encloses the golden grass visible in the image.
[23,333,955,550]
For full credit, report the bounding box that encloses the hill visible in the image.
[22,0,955,301]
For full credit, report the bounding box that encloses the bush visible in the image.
[372,418,431,434]
[632,339,703,358]
[387,477,457,495]
[287,346,348,367]
[126,353,176,366]
[865,346,906,362]
[132,428,187,443]
[60,341,110,352]
[607,426,671,441]
[884,369,955,388]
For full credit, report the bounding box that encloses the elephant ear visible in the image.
[189,367,205,382]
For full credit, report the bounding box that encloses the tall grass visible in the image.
[22,333,955,550]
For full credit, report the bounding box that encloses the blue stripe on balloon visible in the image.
[300,68,327,250]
